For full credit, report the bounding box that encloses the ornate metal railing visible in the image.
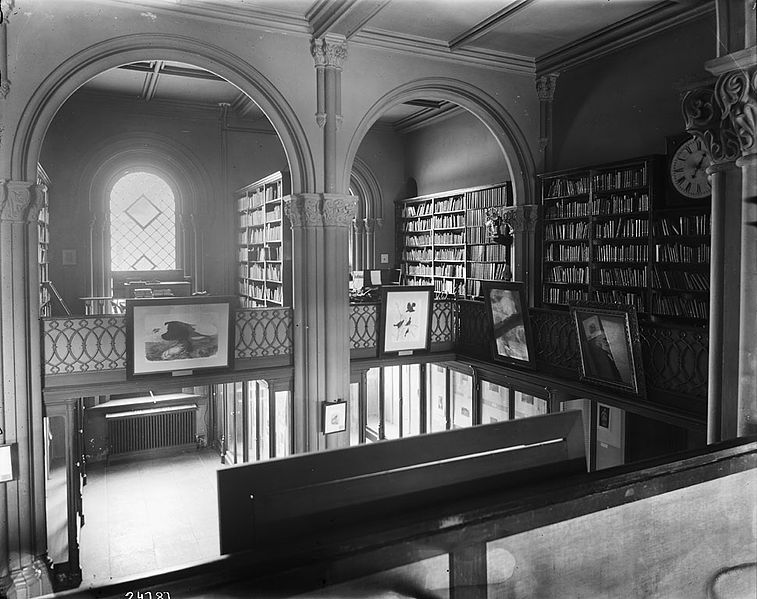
[349,303,378,350]
[430,300,456,345]
[42,308,294,376]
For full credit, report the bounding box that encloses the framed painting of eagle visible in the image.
[126,295,236,378]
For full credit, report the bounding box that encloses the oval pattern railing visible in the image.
[349,303,379,350]
[430,300,456,345]
[43,308,294,376]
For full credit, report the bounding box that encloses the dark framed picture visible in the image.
[126,295,236,379]
[322,400,347,435]
[598,405,611,429]
[570,302,646,397]
[378,285,434,357]
[482,281,535,369]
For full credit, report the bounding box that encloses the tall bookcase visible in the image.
[539,155,710,322]
[37,165,51,317]
[236,171,291,308]
[397,182,513,298]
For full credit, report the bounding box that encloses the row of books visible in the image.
[239,246,282,262]
[434,232,464,245]
[240,209,266,227]
[653,214,710,237]
[468,244,509,261]
[593,218,648,239]
[404,234,431,246]
[402,218,431,232]
[467,226,490,244]
[544,244,589,262]
[544,221,589,240]
[650,267,709,291]
[651,295,708,319]
[469,262,510,280]
[238,183,282,211]
[402,248,432,261]
[436,264,465,278]
[466,208,492,227]
[38,221,49,243]
[543,287,589,304]
[595,267,647,287]
[466,185,511,209]
[593,290,645,312]
[433,214,465,229]
[434,195,464,213]
[401,202,432,218]
[544,265,588,284]
[592,193,650,214]
[545,176,590,198]
[592,165,647,191]
[435,278,465,294]
[594,243,648,262]
[406,264,433,276]
[654,243,710,263]
[435,248,465,261]
[544,200,592,219]
[239,281,283,303]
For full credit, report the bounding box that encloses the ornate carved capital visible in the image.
[716,67,757,157]
[363,217,374,234]
[311,35,347,70]
[353,218,365,234]
[1,180,37,222]
[683,86,741,165]
[501,204,540,233]
[535,73,559,102]
[285,193,356,228]
[315,112,326,128]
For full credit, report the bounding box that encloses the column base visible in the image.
[1,557,53,599]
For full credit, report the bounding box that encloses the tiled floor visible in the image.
[79,448,223,587]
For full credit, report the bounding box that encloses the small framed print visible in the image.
[61,249,77,266]
[598,405,611,429]
[322,400,347,435]
[378,285,434,357]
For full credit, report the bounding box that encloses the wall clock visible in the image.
[666,134,711,201]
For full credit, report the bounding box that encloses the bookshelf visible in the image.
[37,165,51,317]
[650,208,710,320]
[236,171,291,308]
[540,156,667,316]
[397,182,513,298]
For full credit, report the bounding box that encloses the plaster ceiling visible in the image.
[78,0,712,127]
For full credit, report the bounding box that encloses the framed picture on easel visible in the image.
[378,285,434,357]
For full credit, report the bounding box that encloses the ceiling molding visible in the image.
[120,62,226,82]
[308,0,390,40]
[103,0,311,36]
[393,103,465,135]
[449,0,537,51]
[536,1,715,74]
[352,28,534,75]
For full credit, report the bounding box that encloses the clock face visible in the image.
[670,137,711,199]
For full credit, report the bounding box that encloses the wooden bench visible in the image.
[217,410,586,555]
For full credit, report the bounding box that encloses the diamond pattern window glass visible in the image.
[110,172,176,271]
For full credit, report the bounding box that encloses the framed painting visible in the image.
[570,302,646,397]
[126,295,236,379]
[482,281,535,369]
[322,400,347,435]
[378,285,434,357]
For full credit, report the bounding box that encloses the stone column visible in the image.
[285,194,356,452]
[364,217,376,269]
[0,1,12,99]
[311,35,347,193]
[353,218,365,271]
[683,85,742,442]
[0,180,53,599]
[535,73,559,171]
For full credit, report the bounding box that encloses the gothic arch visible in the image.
[342,78,536,205]
[349,156,383,269]
[10,33,315,192]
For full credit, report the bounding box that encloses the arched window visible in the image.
[109,171,177,271]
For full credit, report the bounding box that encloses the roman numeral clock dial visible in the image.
[670,136,711,199]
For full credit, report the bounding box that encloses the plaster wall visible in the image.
[403,109,510,197]
[551,14,716,170]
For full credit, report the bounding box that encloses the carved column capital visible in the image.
[501,204,540,233]
[311,35,348,70]
[353,218,365,234]
[363,217,375,234]
[535,73,559,102]
[285,193,356,228]
[716,66,757,157]
[1,180,38,222]
[683,85,741,165]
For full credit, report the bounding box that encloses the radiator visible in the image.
[106,404,197,456]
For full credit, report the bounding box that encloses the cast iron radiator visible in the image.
[106,404,197,456]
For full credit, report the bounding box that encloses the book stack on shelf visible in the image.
[236,171,291,308]
[397,183,512,298]
[37,166,51,317]
[539,155,711,323]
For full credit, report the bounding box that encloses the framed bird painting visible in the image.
[378,285,434,358]
[126,295,236,379]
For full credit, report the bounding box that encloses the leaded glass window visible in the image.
[110,171,176,271]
